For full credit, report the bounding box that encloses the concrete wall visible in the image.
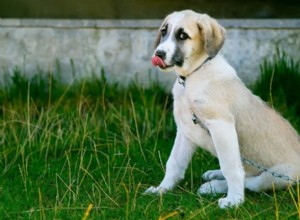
[0,19,299,88]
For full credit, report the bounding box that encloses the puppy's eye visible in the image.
[179,32,189,40]
[176,28,190,41]
[161,27,167,37]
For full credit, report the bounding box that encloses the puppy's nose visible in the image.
[155,50,166,59]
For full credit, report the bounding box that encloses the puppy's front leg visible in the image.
[206,119,245,208]
[145,131,196,194]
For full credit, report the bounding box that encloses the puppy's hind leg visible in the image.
[245,164,300,192]
[198,180,228,195]
[202,169,225,181]
[199,170,227,194]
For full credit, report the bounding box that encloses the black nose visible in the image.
[155,50,166,59]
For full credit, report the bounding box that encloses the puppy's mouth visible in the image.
[151,56,174,69]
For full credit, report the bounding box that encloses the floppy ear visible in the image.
[197,14,226,57]
[154,15,170,48]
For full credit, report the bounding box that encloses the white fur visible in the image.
[155,13,185,65]
[145,10,300,209]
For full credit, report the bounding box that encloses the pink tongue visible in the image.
[151,56,166,68]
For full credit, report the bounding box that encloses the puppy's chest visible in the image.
[172,81,207,125]
[172,84,212,148]
[173,91,192,126]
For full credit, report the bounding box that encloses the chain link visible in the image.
[241,156,298,184]
[191,109,299,184]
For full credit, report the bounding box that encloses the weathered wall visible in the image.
[0,19,299,88]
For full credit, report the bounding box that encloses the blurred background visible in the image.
[1,0,300,19]
[1,0,299,87]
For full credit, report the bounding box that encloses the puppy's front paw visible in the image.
[218,196,244,209]
[144,186,168,195]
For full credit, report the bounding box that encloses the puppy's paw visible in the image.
[198,182,216,195]
[218,196,244,209]
[202,170,225,181]
[198,180,228,195]
[144,186,168,195]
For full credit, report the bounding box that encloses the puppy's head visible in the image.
[152,10,226,76]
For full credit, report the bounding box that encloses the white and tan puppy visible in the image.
[145,10,300,208]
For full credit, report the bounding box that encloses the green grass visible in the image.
[0,55,300,219]
[251,50,300,131]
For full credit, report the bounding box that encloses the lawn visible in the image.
[0,53,300,219]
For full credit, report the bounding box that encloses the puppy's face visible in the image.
[152,10,226,76]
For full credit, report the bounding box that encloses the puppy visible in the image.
[145,10,300,208]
